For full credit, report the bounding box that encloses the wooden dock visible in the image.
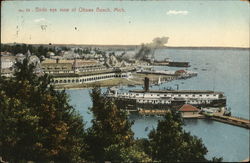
[211,115,250,129]
[136,109,250,129]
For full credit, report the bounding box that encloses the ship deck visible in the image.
[130,89,224,94]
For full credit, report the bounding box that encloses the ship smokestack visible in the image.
[144,77,149,92]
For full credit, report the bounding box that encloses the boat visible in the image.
[152,58,190,67]
[157,76,162,85]
[137,69,197,79]
[167,61,190,67]
[106,77,227,113]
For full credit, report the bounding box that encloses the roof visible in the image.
[42,59,98,65]
[41,63,72,71]
[130,89,223,94]
[178,104,199,112]
[175,70,186,74]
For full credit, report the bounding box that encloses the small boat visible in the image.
[128,84,136,87]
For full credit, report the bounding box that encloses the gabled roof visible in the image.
[178,104,199,112]
[175,69,186,74]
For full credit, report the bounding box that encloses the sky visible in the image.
[1,0,249,47]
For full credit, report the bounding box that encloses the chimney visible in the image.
[56,58,59,64]
[144,77,149,92]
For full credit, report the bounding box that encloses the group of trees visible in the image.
[73,48,91,55]
[0,57,222,162]
[1,44,34,55]
[0,57,86,162]
[0,44,70,59]
[1,44,108,60]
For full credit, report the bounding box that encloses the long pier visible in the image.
[137,109,250,129]
[211,115,250,129]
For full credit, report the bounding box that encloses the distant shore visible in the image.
[2,43,249,51]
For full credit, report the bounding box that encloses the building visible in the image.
[1,56,16,69]
[41,59,106,74]
[42,62,73,74]
[50,70,132,85]
[178,104,200,117]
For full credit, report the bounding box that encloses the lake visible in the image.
[66,48,249,162]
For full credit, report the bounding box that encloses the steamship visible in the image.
[153,58,190,67]
[106,77,227,112]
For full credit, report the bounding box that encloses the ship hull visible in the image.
[110,97,226,112]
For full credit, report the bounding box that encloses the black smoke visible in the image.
[134,37,169,61]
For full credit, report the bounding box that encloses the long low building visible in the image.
[50,70,132,85]
[41,58,106,74]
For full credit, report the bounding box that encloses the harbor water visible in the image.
[66,48,249,162]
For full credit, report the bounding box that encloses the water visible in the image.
[66,48,249,162]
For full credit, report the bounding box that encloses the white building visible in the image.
[1,56,16,69]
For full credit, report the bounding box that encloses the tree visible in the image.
[145,111,222,162]
[85,87,150,162]
[13,44,22,54]
[0,56,86,162]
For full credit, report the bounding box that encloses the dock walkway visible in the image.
[211,115,250,129]
[136,109,250,129]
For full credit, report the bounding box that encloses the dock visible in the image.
[136,109,250,129]
[211,115,250,129]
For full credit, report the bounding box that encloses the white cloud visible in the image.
[166,10,189,15]
[34,18,46,23]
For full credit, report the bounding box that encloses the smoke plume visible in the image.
[134,36,169,60]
